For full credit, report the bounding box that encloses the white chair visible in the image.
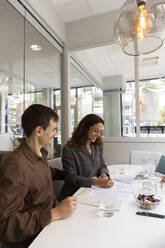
[48,157,64,201]
[48,157,63,170]
[129,150,163,165]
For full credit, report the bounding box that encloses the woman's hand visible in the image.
[98,172,109,180]
[92,178,114,188]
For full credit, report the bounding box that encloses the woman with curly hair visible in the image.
[60,114,114,200]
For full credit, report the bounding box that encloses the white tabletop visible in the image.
[108,164,143,175]
[29,165,165,248]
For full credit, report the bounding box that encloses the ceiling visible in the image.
[50,0,126,23]
[1,0,165,93]
[73,43,165,82]
[50,0,165,83]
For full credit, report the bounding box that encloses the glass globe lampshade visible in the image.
[114,0,165,56]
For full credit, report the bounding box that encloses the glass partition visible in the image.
[24,19,61,107]
[0,0,62,155]
[0,0,24,134]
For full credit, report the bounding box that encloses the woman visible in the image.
[60,114,114,200]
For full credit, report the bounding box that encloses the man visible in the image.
[0,104,77,248]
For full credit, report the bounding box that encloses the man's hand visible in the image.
[50,196,77,222]
[162,176,165,182]
[92,178,114,188]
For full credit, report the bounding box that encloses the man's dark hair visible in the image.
[21,104,59,137]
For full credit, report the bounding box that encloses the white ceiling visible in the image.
[50,0,126,22]
[2,0,165,93]
[50,0,165,83]
[73,43,165,82]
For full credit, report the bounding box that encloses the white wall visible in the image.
[20,0,65,42]
[66,10,117,51]
[72,51,103,87]
[103,137,165,165]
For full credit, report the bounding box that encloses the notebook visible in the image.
[156,155,165,175]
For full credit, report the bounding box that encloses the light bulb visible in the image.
[135,0,151,39]
[30,44,42,51]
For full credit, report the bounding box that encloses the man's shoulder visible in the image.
[3,146,26,165]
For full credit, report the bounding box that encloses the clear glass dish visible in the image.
[135,180,161,209]
[136,193,161,209]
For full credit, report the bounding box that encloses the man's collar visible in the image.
[19,139,48,164]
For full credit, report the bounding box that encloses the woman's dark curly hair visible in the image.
[65,114,104,149]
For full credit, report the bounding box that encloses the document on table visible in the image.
[75,187,121,210]
[75,181,134,209]
[111,173,135,184]
[92,180,134,193]
[91,180,134,205]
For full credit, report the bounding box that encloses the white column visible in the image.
[0,94,6,133]
[134,56,140,137]
[103,92,121,137]
[42,88,54,108]
[61,46,71,148]
[42,88,54,157]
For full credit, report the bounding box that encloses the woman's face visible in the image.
[87,122,103,143]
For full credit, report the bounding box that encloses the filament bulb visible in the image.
[135,1,151,39]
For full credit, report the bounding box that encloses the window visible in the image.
[122,82,136,137]
[54,86,103,141]
[122,78,165,137]
[7,92,42,134]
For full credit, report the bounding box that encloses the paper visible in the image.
[75,181,135,209]
[92,180,134,193]
[89,190,132,205]
[91,181,134,205]
[111,173,135,184]
[75,187,121,211]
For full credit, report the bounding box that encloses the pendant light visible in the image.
[114,0,165,56]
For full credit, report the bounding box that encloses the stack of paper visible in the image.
[75,180,134,208]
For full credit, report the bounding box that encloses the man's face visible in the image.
[38,119,57,145]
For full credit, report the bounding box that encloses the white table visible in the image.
[29,164,165,248]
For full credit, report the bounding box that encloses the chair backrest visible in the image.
[48,158,64,202]
[48,157,63,170]
[129,150,163,165]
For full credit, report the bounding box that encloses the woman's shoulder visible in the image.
[62,145,83,159]
[63,145,80,153]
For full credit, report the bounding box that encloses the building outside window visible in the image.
[5,92,42,137]
[54,90,61,144]
[122,78,165,137]
[122,82,136,137]
[54,86,103,142]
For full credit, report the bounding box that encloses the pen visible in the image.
[136,211,165,219]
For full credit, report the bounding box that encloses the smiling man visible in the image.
[0,104,77,248]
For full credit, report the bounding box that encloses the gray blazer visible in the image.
[60,143,109,200]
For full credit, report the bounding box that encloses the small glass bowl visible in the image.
[136,193,161,209]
